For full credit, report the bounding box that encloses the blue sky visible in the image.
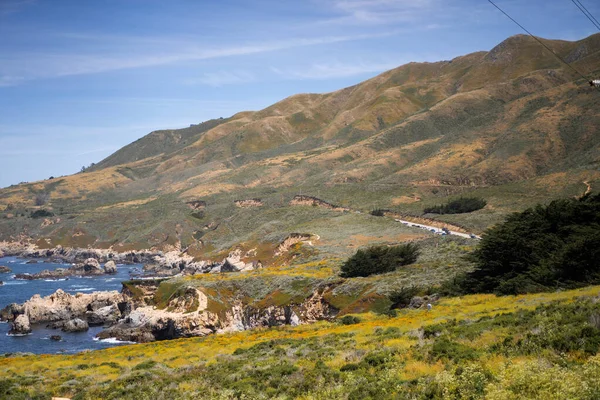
[1,0,599,188]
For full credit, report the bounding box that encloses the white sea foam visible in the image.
[93,337,136,344]
[3,281,26,285]
[44,278,68,282]
[6,332,31,337]
[69,287,96,291]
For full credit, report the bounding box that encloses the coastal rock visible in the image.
[0,265,11,273]
[2,289,126,324]
[0,303,25,321]
[9,314,31,335]
[50,335,62,341]
[103,260,117,274]
[62,318,89,332]
[86,305,121,326]
[73,258,103,274]
[0,249,3,258]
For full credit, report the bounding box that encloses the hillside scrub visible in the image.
[424,197,487,214]
[340,243,420,278]
[1,287,600,399]
[455,192,600,295]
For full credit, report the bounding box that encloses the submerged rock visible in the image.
[50,335,62,341]
[0,266,11,273]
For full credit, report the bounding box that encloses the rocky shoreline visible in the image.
[0,241,265,277]
[1,282,339,343]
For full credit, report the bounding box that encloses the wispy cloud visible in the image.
[271,60,407,80]
[321,0,439,26]
[0,31,399,86]
[0,0,35,16]
[184,71,255,87]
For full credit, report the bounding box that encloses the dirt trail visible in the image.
[582,181,592,198]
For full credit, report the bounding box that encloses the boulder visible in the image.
[50,335,62,341]
[103,260,117,274]
[62,318,89,332]
[0,265,11,273]
[1,303,25,321]
[86,305,121,326]
[78,258,103,274]
[9,314,31,335]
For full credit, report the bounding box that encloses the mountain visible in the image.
[1,33,600,263]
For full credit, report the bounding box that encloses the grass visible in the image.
[2,285,599,399]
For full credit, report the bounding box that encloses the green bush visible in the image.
[389,286,422,309]
[30,209,53,218]
[339,315,361,325]
[457,193,600,295]
[424,197,486,214]
[340,243,420,278]
[370,209,385,217]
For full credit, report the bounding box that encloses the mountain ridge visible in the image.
[0,33,599,260]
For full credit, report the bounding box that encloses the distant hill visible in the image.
[1,33,599,261]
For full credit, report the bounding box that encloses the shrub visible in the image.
[389,286,422,309]
[340,243,420,278]
[456,193,600,295]
[30,209,53,218]
[339,315,361,325]
[370,209,385,216]
[424,197,486,214]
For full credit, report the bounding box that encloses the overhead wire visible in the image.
[487,0,600,91]
[571,0,600,32]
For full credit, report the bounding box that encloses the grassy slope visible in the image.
[2,285,599,399]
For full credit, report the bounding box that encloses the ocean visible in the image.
[0,256,143,355]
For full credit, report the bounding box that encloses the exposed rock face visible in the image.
[274,233,316,256]
[186,200,206,210]
[103,260,117,274]
[234,199,263,208]
[9,314,31,335]
[0,266,11,273]
[0,289,126,325]
[97,284,339,343]
[62,318,89,332]
[289,195,349,212]
[86,304,121,326]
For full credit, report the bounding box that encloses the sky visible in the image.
[0,0,599,188]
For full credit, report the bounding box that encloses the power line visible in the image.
[487,0,599,91]
[571,0,600,31]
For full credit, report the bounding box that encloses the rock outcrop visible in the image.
[234,199,263,208]
[62,318,89,332]
[0,289,126,326]
[0,266,11,273]
[15,258,116,280]
[9,314,31,335]
[97,284,339,343]
[103,260,117,274]
[289,195,349,212]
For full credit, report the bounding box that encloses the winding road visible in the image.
[394,219,481,240]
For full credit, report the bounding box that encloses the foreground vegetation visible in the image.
[2,286,599,399]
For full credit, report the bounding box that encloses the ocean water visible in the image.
[0,256,142,354]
